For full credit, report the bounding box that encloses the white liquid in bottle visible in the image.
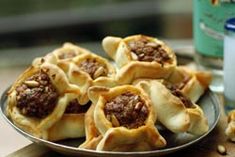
[224,35,235,113]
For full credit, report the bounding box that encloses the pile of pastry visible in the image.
[7,35,213,151]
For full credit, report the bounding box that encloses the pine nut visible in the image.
[111,114,120,127]
[217,144,227,155]
[93,66,105,79]
[24,80,39,87]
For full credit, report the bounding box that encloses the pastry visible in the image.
[102,35,177,84]
[135,80,209,135]
[79,104,102,149]
[54,52,117,105]
[167,66,212,103]
[55,62,93,105]
[34,43,116,105]
[225,110,235,142]
[72,53,116,87]
[5,36,212,151]
[7,62,89,141]
[87,85,166,151]
[32,42,90,66]
[47,99,91,141]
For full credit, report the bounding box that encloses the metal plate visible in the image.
[0,88,220,157]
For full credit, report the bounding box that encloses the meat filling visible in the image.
[79,59,108,79]
[65,99,91,114]
[15,71,59,118]
[174,75,192,90]
[128,37,171,65]
[58,51,76,59]
[104,92,148,129]
[164,82,195,108]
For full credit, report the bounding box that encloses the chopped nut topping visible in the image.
[79,59,108,79]
[127,37,171,65]
[104,92,148,129]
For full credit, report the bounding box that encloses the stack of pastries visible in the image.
[7,35,212,151]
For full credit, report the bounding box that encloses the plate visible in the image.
[0,88,220,157]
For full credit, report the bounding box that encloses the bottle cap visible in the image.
[225,17,235,32]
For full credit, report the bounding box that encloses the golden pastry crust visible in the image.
[7,62,87,140]
[79,104,102,150]
[167,66,212,103]
[225,110,235,142]
[32,43,95,105]
[187,104,209,135]
[87,85,166,151]
[54,52,117,105]
[47,96,91,141]
[30,44,116,141]
[56,62,93,105]
[32,42,90,66]
[6,37,212,150]
[135,80,208,135]
[72,53,117,87]
[47,113,85,141]
[102,35,177,84]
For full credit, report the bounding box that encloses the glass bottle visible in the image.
[193,0,235,92]
[224,17,235,114]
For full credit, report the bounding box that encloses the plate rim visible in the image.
[0,87,221,156]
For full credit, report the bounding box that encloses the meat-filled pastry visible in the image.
[79,104,102,149]
[72,53,116,87]
[52,52,117,105]
[102,35,177,84]
[55,62,93,105]
[47,98,91,141]
[225,110,235,142]
[7,62,88,141]
[167,66,212,103]
[135,80,209,135]
[87,85,166,151]
[32,42,90,66]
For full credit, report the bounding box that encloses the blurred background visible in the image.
[0,0,192,67]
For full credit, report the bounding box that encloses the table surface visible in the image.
[0,67,32,157]
[1,42,235,157]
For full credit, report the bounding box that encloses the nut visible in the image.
[217,144,227,155]
[139,53,145,58]
[131,52,138,60]
[111,114,120,127]
[24,80,39,87]
[133,95,139,101]
[145,42,158,48]
[25,89,31,94]
[93,66,105,79]
[134,102,143,111]
[45,86,49,92]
